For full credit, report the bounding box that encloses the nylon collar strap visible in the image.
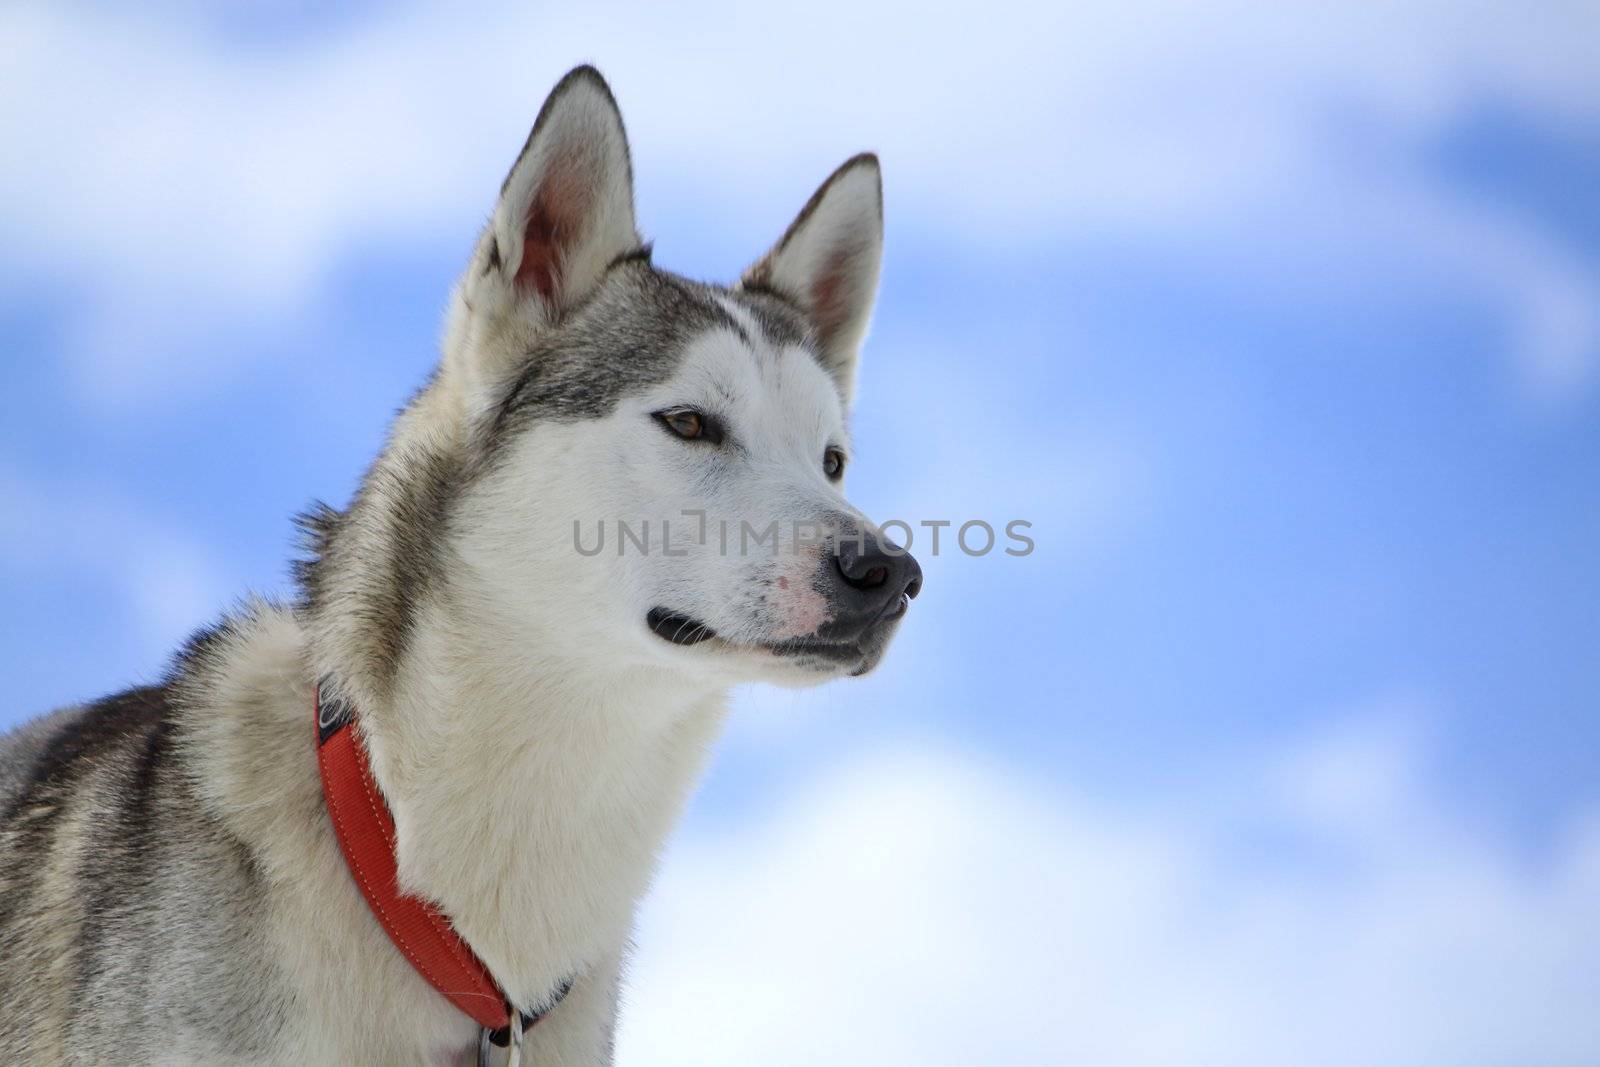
[314,682,568,1046]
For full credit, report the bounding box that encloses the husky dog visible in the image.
[0,67,921,1064]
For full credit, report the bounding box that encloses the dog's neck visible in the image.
[301,387,730,1010]
[329,591,728,1013]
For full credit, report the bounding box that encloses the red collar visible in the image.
[314,683,566,1047]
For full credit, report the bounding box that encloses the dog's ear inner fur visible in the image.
[488,66,641,316]
[739,154,884,403]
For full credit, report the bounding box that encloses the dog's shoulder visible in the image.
[1,684,171,832]
[0,604,310,1061]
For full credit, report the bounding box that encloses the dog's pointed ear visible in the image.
[739,154,884,403]
[481,66,641,318]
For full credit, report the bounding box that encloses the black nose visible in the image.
[831,529,923,630]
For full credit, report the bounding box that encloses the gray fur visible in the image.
[488,263,738,436]
[724,287,813,353]
[295,418,465,706]
[0,672,290,1062]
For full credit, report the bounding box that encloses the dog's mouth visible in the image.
[646,607,878,673]
[646,608,718,646]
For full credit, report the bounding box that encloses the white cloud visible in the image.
[621,716,1600,1065]
[2,0,1599,405]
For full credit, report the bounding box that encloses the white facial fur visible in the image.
[455,303,875,690]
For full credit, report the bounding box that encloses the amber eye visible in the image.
[823,447,846,480]
[654,408,726,444]
[657,409,706,440]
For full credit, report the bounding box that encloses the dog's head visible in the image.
[417,67,919,688]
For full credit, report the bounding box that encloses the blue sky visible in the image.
[3,2,1599,1063]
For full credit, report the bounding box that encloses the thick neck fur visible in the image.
[364,596,728,1012]
[289,371,730,1018]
